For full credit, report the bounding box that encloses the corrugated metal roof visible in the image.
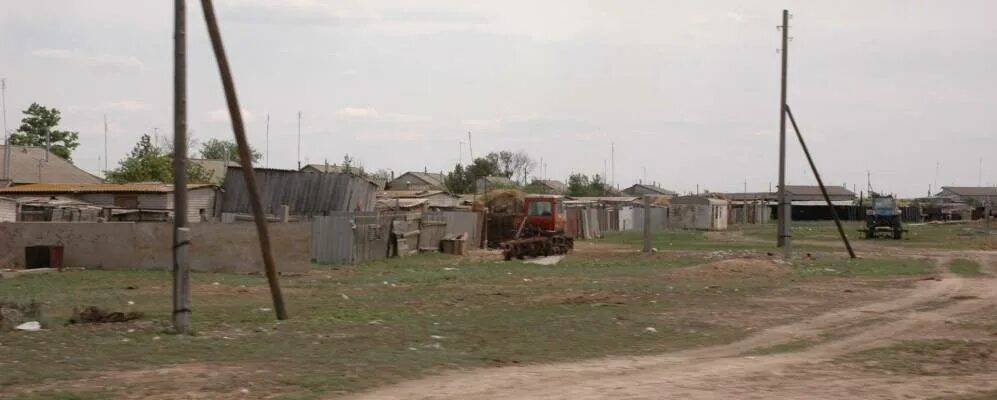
[391,171,445,189]
[0,182,213,193]
[0,146,103,184]
[379,190,449,198]
[623,184,678,196]
[940,186,997,197]
[190,158,239,183]
[783,185,855,197]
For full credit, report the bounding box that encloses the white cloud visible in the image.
[334,107,431,122]
[335,106,380,119]
[30,48,143,68]
[727,12,745,22]
[103,100,150,111]
[208,107,255,123]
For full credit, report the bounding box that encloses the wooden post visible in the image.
[643,195,651,253]
[200,0,287,320]
[785,105,856,258]
[171,0,191,335]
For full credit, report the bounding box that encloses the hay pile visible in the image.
[473,189,525,214]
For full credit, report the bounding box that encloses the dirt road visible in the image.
[344,252,997,400]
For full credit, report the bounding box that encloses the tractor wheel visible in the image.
[893,229,903,240]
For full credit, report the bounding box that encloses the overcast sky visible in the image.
[1,0,994,196]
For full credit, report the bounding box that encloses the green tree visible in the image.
[445,163,471,194]
[106,134,214,184]
[8,103,80,160]
[199,138,262,163]
[566,173,613,197]
[567,173,592,197]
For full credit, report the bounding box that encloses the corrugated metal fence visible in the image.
[312,210,482,265]
[222,167,377,216]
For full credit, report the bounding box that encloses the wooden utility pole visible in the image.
[776,9,791,257]
[171,0,191,334]
[643,195,652,253]
[201,0,287,320]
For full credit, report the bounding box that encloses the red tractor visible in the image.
[500,195,574,260]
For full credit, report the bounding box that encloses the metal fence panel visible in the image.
[443,211,481,248]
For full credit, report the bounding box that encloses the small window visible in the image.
[528,201,553,216]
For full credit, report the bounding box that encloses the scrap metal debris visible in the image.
[68,306,143,324]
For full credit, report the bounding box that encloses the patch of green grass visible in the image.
[743,339,816,356]
[795,257,934,277]
[602,230,771,251]
[8,392,105,400]
[0,252,787,398]
[949,259,985,277]
[743,221,995,250]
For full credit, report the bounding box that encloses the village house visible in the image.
[669,195,729,231]
[530,179,568,195]
[622,183,678,198]
[386,171,446,191]
[0,145,102,187]
[0,182,217,222]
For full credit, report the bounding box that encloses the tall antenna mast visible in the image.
[265,112,270,168]
[2,78,10,181]
[103,114,109,172]
[467,131,474,160]
[296,111,302,170]
[934,161,940,195]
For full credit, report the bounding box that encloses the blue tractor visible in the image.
[863,192,905,239]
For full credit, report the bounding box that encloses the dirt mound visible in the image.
[667,258,791,280]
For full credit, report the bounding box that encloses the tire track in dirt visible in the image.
[341,252,997,400]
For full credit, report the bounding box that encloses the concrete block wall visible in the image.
[0,222,310,273]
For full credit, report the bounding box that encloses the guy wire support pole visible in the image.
[777,9,791,256]
[201,0,288,320]
[785,105,856,259]
[172,0,192,334]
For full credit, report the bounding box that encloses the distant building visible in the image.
[387,172,446,191]
[0,182,217,222]
[783,185,856,202]
[530,179,567,195]
[936,186,997,205]
[189,159,239,184]
[669,195,729,231]
[300,164,388,189]
[0,146,102,186]
[622,183,677,198]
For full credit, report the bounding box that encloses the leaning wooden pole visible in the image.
[785,105,856,259]
[171,0,192,335]
[200,0,288,319]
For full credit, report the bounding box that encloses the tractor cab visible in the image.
[524,195,566,233]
